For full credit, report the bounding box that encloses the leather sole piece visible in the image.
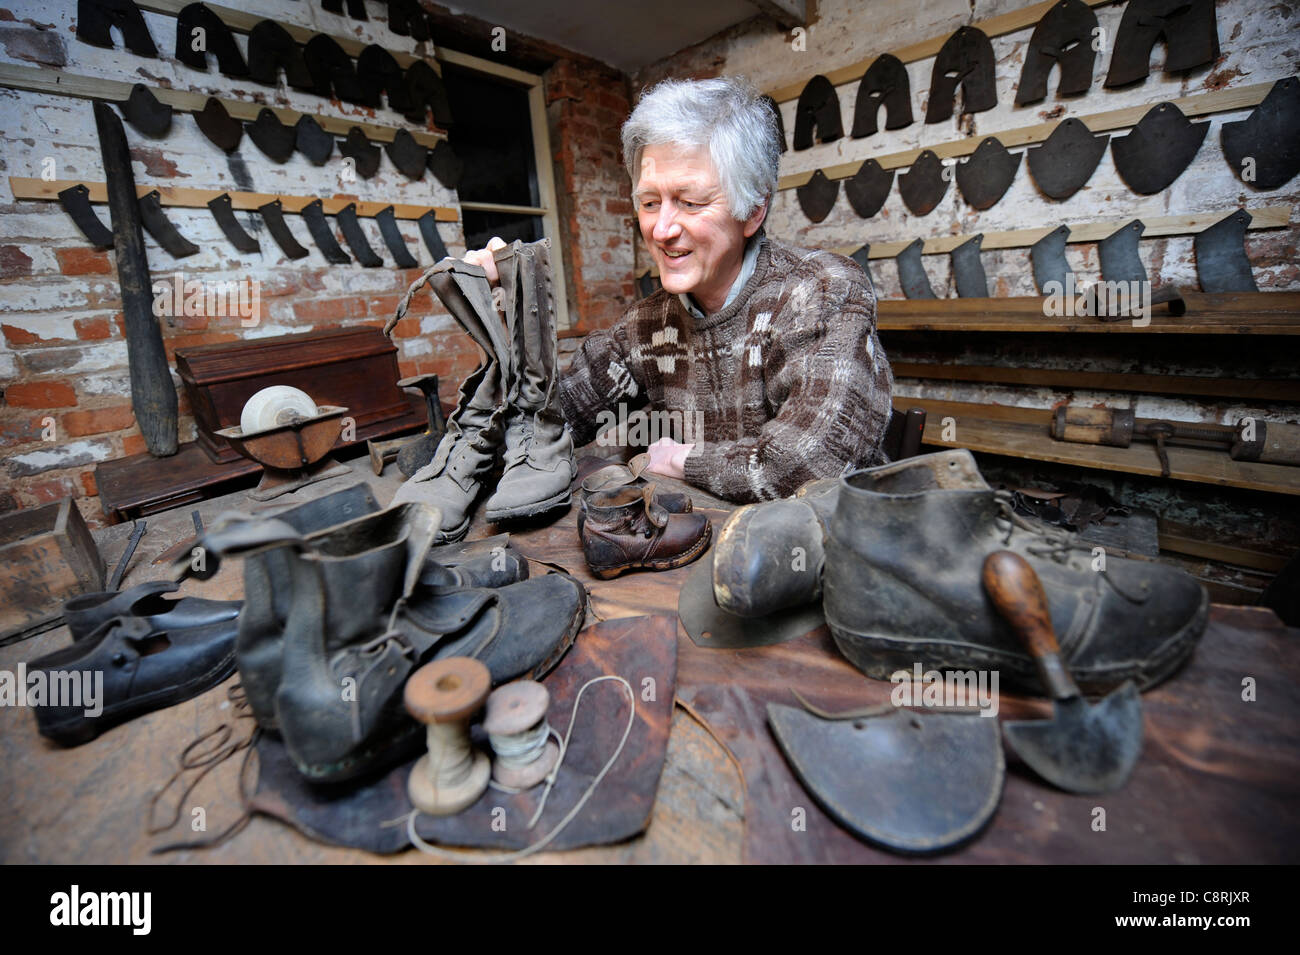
[587,520,713,581]
[39,648,237,746]
[826,588,1208,696]
[483,488,573,524]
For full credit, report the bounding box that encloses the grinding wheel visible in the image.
[240,385,319,435]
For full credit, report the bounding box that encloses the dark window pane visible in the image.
[461,211,543,251]
[441,63,538,209]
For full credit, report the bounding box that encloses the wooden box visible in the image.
[176,327,418,464]
[1,499,105,646]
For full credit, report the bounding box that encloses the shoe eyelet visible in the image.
[643,529,654,538]
[111,652,127,667]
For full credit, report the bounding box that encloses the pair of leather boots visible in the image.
[577,455,713,579]
[388,239,575,543]
[196,483,586,782]
[711,449,1208,694]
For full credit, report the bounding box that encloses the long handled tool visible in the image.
[1052,406,1300,475]
[982,550,1143,794]
[93,100,178,456]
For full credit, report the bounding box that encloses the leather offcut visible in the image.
[845,160,894,218]
[304,34,364,104]
[247,20,313,90]
[175,2,248,77]
[793,74,843,150]
[1027,117,1109,200]
[926,26,996,123]
[796,169,839,223]
[1105,0,1219,88]
[357,44,410,112]
[76,0,158,57]
[898,149,949,215]
[1016,0,1099,106]
[852,53,912,137]
[194,96,243,152]
[955,137,1021,210]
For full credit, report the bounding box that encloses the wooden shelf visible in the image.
[898,398,1300,497]
[0,63,445,147]
[10,177,458,223]
[877,293,1300,334]
[890,362,1300,402]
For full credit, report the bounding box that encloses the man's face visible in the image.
[634,143,765,314]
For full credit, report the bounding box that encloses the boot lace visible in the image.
[344,630,417,742]
[992,490,1148,604]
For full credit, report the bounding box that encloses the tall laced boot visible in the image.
[821,450,1209,695]
[389,258,514,542]
[482,238,577,522]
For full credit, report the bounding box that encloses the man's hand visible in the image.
[463,236,507,286]
[643,437,694,480]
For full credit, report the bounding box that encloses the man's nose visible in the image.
[652,202,681,243]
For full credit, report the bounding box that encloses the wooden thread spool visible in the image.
[484,680,560,790]
[404,657,491,816]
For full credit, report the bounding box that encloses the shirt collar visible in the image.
[678,235,762,319]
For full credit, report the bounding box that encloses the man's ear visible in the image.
[743,199,768,238]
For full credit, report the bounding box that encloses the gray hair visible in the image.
[622,77,781,222]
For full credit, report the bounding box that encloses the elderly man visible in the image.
[475,77,893,504]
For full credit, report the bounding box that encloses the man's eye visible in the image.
[641,200,659,211]
[681,200,701,209]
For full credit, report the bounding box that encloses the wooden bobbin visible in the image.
[484,680,560,790]
[403,656,491,816]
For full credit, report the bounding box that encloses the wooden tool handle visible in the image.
[1050,406,1134,448]
[982,551,1078,700]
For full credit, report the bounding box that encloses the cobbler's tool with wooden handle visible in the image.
[982,550,1143,794]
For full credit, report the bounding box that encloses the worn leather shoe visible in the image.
[822,450,1209,694]
[63,580,241,641]
[580,484,712,579]
[30,614,238,746]
[397,571,585,683]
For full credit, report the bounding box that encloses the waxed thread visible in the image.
[402,675,634,863]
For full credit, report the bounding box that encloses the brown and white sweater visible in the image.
[559,236,894,503]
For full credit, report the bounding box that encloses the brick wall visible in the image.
[1,0,618,525]
[544,58,636,331]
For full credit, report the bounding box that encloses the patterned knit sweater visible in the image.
[559,236,894,504]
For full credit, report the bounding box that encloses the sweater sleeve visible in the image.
[558,318,649,447]
[682,262,893,503]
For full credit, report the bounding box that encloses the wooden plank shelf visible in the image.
[898,398,1300,497]
[834,205,1291,258]
[890,362,1300,402]
[0,63,446,147]
[876,294,1300,334]
[9,177,459,222]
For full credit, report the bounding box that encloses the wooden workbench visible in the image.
[1,455,1296,864]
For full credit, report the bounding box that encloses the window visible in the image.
[436,50,570,327]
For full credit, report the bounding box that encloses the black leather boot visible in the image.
[822,450,1208,694]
